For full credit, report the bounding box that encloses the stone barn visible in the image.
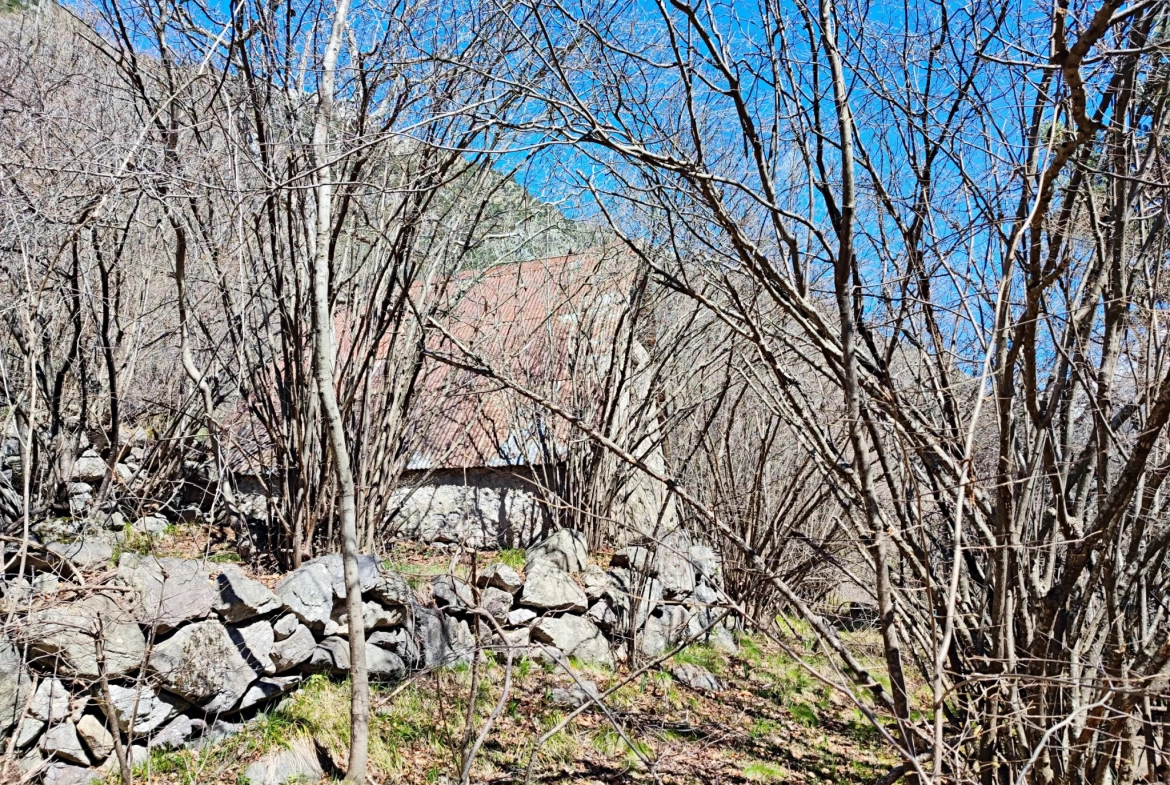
[386,252,670,549]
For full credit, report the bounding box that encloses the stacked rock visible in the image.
[0,526,734,784]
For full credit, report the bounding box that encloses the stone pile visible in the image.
[0,526,733,784]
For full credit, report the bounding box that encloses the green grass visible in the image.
[591,728,653,769]
[496,549,527,571]
[672,642,725,674]
[789,701,818,727]
[742,760,787,782]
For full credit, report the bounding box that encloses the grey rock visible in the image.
[75,714,113,760]
[15,717,45,748]
[40,721,89,765]
[431,575,474,609]
[606,568,662,630]
[549,680,600,708]
[147,619,259,713]
[520,560,587,612]
[308,636,351,673]
[131,514,169,537]
[242,734,324,785]
[640,605,691,657]
[490,627,530,658]
[417,608,473,667]
[506,608,538,626]
[581,564,612,600]
[270,624,317,673]
[31,517,83,544]
[30,678,70,723]
[707,625,737,653]
[368,629,420,666]
[586,600,618,630]
[671,663,723,692]
[71,452,108,484]
[103,683,185,734]
[655,530,696,598]
[148,714,194,750]
[274,559,334,627]
[369,568,413,607]
[368,647,406,680]
[236,676,302,712]
[307,637,405,680]
[69,695,89,723]
[311,553,381,600]
[272,615,300,640]
[481,586,513,620]
[213,565,281,623]
[47,537,114,571]
[693,582,720,605]
[116,554,215,631]
[232,618,276,675]
[18,747,45,778]
[531,616,612,667]
[22,594,145,679]
[526,529,588,573]
[610,545,654,574]
[324,600,405,637]
[477,563,523,594]
[42,762,102,785]
[688,545,721,581]
[190,719,240,748]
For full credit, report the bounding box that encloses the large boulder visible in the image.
[0,635,33,734]
[147,619,258,713]
[147,714,195,750]
[70,451,107,484]
[306,637,404,680]
[654,530,696,598]
[519,560,587,612]
[481,587,513,620]
[40,720,89,765]
[243,734,325,785]
[431,575,474,609]
[213,565,281,622]
[29,678,70,723]
[688,544,721,582]
[22,594,145,679]
[15,717,44,748]
[477,563,523,594]
[46,536,114,571]
[42,763,103,785]
[416,608,473,667]
[311,553,382,599]
[236,676,302,712]
[671,663,723,693]
[103,683,186,734]
[274,559,334,627]
[75,715,113,760]
[526,529,588,573]
[580,564,612,600]
[606,568,662,630]
[531,616,612,667]
[116,554,215,631]
[323,600,405,637]
[270,624,317,673]
[369,568,413,607]
[232,619,276,675]
[640,605,691,657]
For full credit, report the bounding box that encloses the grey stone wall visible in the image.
[386,467,553,549]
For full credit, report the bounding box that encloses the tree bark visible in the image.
[309,0,367,781]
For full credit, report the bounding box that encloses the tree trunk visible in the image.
[309,0,367,781]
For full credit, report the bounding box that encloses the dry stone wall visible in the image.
[2,523,733,785]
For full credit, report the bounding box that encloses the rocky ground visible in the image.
[3,517,896,785]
